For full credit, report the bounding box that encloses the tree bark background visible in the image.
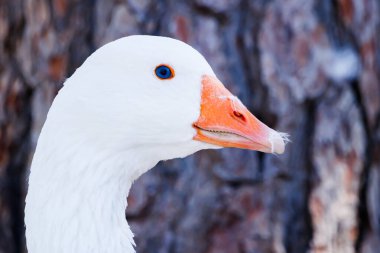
[0,0,379,253]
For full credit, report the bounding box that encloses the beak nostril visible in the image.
[233,111,246,122]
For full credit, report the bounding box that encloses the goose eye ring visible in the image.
[155,65,174,80]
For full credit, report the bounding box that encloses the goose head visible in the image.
[54,35,285,166]
[26,35,287,253]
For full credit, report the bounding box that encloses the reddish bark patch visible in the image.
[338,0,354,25]
[175,15,190,43]
[48,55,66,82]
[53,0,68,17]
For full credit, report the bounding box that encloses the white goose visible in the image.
[25,35,287,253]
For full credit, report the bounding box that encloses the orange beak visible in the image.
[193,75,286,154]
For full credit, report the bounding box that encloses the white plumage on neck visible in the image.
[26,121,146,253]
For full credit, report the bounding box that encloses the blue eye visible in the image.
[155,65,174,80]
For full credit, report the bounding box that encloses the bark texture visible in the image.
[0,0,379,253]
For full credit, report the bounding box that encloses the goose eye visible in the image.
[155,65,174,80]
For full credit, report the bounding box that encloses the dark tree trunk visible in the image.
[0,0,379,253]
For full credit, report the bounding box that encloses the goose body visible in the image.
[25,35,286,253]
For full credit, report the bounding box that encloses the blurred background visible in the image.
[0,0,379,253]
